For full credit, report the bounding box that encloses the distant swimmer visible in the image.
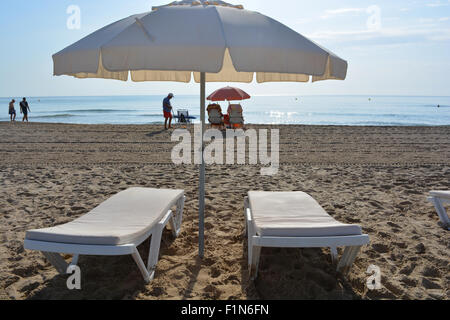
[437,104,440,108]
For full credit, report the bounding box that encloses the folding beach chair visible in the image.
[176,109,192,124]
[228,104,244,129]
[207,104,224,129]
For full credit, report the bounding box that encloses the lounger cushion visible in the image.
[248,191,362,237]
[430,190,450,201]
[26,188,184,246]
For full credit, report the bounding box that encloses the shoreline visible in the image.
[2,121,450,127]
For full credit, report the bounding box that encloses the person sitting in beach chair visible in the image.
[176,109,192,124]
[207,104,224,129]
[228,104,244,129]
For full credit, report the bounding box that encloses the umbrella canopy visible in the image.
[53,2,347,83]
[207,86,251,101]
[52,0,348,258]
[152,0,244,11]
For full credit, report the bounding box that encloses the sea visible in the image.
[1,95,449,126]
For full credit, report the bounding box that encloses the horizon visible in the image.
[1,0,450,97]
[2,94,450,99]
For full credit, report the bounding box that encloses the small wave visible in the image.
[34,114,78,119]
[63,109,138,113]
[140,114,165,117]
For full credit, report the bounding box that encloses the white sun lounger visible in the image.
[244,191,370,279]
[428,190,450,230]
[24,188,185,283]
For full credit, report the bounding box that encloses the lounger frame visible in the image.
[428,195,450,230]
[244,197,369,280]
[24,196,185,283]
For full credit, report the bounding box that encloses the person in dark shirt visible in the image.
[20,98,31,122]
[163,93,174,130]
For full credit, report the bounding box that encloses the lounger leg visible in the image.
[146,224,165,281]
[170,196,185,237]
[337,246,361,274]
[430,197,450,230]
[245,204,262,280]
[244,197,249,237]
[42,252,69,275]
[131,247,151,284]
[249,245,261,280]
[330,247,338,264]
[70,254,80,266]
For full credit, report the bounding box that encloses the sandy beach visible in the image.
[0,122,449,300]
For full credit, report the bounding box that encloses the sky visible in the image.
[0,0,449,97]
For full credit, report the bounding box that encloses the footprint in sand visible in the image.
[422,266,441,278]
[421,278,442,290]
[210,267,221,279]
[372,243,390,253]
[415,243,426,254]
[399,263,417,275]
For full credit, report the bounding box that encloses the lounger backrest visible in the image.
[228,104,244,124]
[208,109,223,124]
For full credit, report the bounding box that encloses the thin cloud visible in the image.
[321,8,365,19]
[426,1,450,7]
[308,25,450,45]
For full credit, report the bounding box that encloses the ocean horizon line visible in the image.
[2,94,450,99]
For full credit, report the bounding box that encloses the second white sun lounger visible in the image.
[428,190,450,230]
[244,191,370,279]
[24,187,185,283]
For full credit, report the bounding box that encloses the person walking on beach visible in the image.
[163,93,174,130]
[8,99,16,122]
[20,98,31,122]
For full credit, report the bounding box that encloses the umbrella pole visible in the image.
[199,72,206,258]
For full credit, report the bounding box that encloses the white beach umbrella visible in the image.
[53,0,347,257]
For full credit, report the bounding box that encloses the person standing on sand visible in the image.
[20,98,31,122]
[163,93,174,130]
[8,99,16,122]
